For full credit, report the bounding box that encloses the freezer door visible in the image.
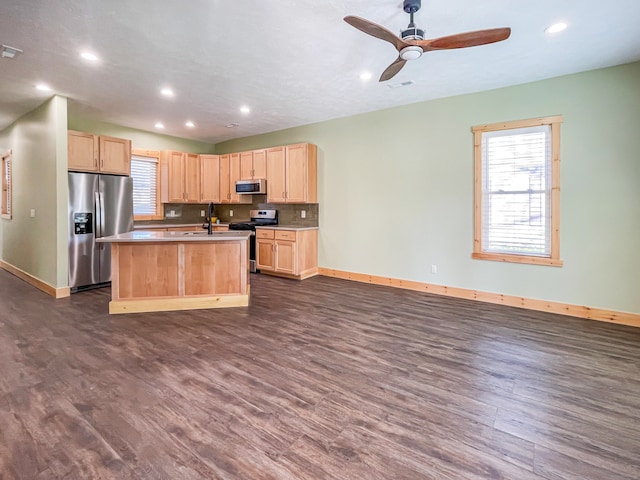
[98,175,133,284]
[68,172,100,289]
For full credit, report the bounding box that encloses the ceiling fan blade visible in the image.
[344,15,408,51]
[379,57,407,82]
[419,27,511,51]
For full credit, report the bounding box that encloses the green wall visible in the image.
[0,96,68,287]
[68,116,216,153]
[217,62,640,314]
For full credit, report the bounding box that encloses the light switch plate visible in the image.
[301,210,306,218]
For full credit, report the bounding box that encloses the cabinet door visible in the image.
[229,153,250,204]
[240,151,253,180]
[266,147,286,203]
[256,239,275,271]
[68,131,99,172]
[285,144,308,203]
[167,151,185,202]
[275,240,296,274]
[99,135,131,175]
[200,155,220,203]
[219,154,231,203]
[252,149,267,179]
[184,153,201,203]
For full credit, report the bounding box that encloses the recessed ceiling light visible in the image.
[545,22,567,34]
[185,121,195,128]
[240,106,250,114]
[225,123,240,128]
[80,51,98,61]
[154,122,165,129]
[360,72,372,81]
[160,88,174,97]
[35,84,52,92]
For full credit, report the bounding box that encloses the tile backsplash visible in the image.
[140,196,318,227]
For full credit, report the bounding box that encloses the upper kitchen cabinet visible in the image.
[240,149,267,180]
[161,151,201,203]
[266,143,317,204]
[68,130,131,175]
[200,154,220,203]
[219,153,251,204]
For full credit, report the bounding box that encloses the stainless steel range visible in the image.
[228,209,277,272]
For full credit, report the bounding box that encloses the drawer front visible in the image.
[256,229,275,239]
[275,230,296,241]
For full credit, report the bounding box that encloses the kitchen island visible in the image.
[97,230,251,314]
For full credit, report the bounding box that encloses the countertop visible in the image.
[97,230,251,243]
[134,223,229,230]
[255,225,319,231]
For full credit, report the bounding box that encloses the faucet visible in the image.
[207,202,214,235]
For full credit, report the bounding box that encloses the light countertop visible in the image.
[97,230,251,243]
[255,226,319,231]
[134,223,229,230]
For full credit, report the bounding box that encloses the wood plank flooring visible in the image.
[0,268,639,479]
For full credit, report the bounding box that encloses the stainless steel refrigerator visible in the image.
[68,172,133,292]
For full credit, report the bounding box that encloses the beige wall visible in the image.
[0,96,68,287]
[217,62,640,315]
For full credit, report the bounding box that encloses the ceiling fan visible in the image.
[344,0,511,82]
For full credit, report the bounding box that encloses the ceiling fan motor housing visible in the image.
[401,27,425,41]
[403,0,421,14]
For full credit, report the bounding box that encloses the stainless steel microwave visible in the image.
[235,178,267,194]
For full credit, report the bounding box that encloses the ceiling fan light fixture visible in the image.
[400,46,422,61]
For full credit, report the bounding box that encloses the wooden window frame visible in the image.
[1,149,12,220]
[131,148,163,221]
[472,116,563,267]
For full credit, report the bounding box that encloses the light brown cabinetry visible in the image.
[68,130,131,175]
[200,154,220,203]
[266,143,317,203]
[256,228,318,279]
[162,151,201,203]
[240,149,267,180]
[219,153,251,204]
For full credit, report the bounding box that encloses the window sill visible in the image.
[472,252,563,267]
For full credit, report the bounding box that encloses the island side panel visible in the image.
[183,241,244,296]
[117,243,180,298]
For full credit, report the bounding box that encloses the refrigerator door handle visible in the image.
[95,191,102,239]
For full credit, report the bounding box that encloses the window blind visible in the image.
[481,125,551,256]
[131,155,158,216]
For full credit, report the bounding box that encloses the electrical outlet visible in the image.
[30,208,36,218]
[431,264,437,274]
[200,210,205,217]
[230,210,234,217]
[301,210,306,219]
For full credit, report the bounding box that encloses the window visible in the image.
[1,150,11,220]
[130,149,162,220]
[472,116,563,266]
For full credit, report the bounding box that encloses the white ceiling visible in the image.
[1,0,639,144]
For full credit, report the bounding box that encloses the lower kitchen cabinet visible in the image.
[255,228,318,280]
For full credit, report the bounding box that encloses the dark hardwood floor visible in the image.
[0,269,639,479]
